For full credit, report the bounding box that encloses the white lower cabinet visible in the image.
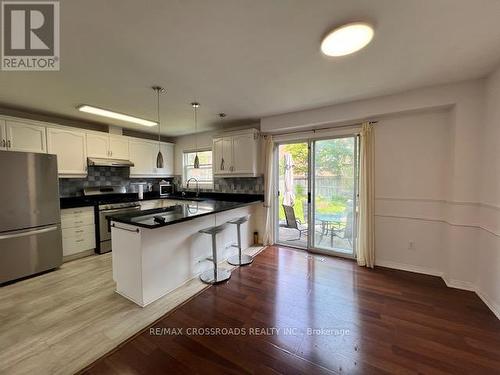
[47,127,87,176]
[61,207,96,258]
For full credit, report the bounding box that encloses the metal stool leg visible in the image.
[200,231,231,284]
[228,222,253,266]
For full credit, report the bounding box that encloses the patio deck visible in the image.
[278,225,353,255]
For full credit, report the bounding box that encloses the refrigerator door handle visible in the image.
[0,225,58,240]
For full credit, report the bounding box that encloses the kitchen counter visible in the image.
[107,199,262,229]
[60,192,263,209]
[109,197,263,307]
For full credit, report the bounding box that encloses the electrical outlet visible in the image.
[408,241,415,250]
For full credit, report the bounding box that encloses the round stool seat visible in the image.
[199,223,227,235]
[226,215,253,266]
[227,215,249,225]
[198,223,231,285]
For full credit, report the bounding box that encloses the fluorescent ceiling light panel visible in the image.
[77,105,157,127]
[321,22,374,57]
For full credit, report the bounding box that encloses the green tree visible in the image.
[316,138,354,176]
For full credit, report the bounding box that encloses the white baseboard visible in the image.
[442,275,475,291]
[475,288,500,320]
[377,260,499,320]
[375,260,443,277]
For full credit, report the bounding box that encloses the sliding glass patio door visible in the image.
[311,136,357,257]
[275,141,309,249]
[275,135,358,258]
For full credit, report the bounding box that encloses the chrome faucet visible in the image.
[186,177,200,197]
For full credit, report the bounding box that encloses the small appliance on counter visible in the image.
[153,180,173,197]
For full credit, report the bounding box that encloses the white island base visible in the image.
[111,204,262,307]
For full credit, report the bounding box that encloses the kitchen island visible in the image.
[108,198,263,307]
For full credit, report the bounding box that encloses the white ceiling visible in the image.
[1,0,500,136]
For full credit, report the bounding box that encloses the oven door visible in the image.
[99,206,141,252]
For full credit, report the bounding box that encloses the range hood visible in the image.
[87,157,134,167]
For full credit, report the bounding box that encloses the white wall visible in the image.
[374,110,451,274]
[261,77,500,318]
[477,65,500,317]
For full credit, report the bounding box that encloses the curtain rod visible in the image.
[263,120,378,137]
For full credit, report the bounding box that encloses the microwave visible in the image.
[154,182,173,196]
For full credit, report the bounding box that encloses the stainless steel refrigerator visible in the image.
[0,151,62,284]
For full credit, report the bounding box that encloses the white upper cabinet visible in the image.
[232,133,257,174]
[129,139,155,176]
[213,129,260,177]
[109,135,129,159]
[0,115,175,177]
[0,120,6,150]
[86,133,109,158]
[86,133,130,160]
[130,138,174,177]
[152,142,174,176]
[4,120,47,153]
[213,137,224,174]
[47,127,87,176]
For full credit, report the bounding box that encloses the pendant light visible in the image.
[153,86,165,168]
[191,102,200,168]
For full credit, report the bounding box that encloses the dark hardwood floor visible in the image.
[82,246,500,375]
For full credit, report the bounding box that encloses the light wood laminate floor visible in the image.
[0,246,264,375]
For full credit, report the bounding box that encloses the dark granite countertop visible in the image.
[60,192,264,209]
[107,199,262,229]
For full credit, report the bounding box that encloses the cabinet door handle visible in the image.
[221,158,224,171]
[1,140,5,148]
[7,140,11,148]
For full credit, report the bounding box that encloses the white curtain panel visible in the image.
[357,122,375,268]
[262,135,275,246]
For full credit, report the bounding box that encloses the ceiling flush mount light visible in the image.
[191,102,200,169]
[152,86,166,169]
[320,22,374,57]
[77,105,157,127]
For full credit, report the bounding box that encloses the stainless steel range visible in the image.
[83,186,140,254]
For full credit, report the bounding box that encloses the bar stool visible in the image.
[227,215,253,266]
[199,223,231,284]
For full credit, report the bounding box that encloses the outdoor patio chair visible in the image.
[282,204,308,240]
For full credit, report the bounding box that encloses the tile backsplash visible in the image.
[172,175,264,195]
[59,166,171,197]
[59,167,264,197]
